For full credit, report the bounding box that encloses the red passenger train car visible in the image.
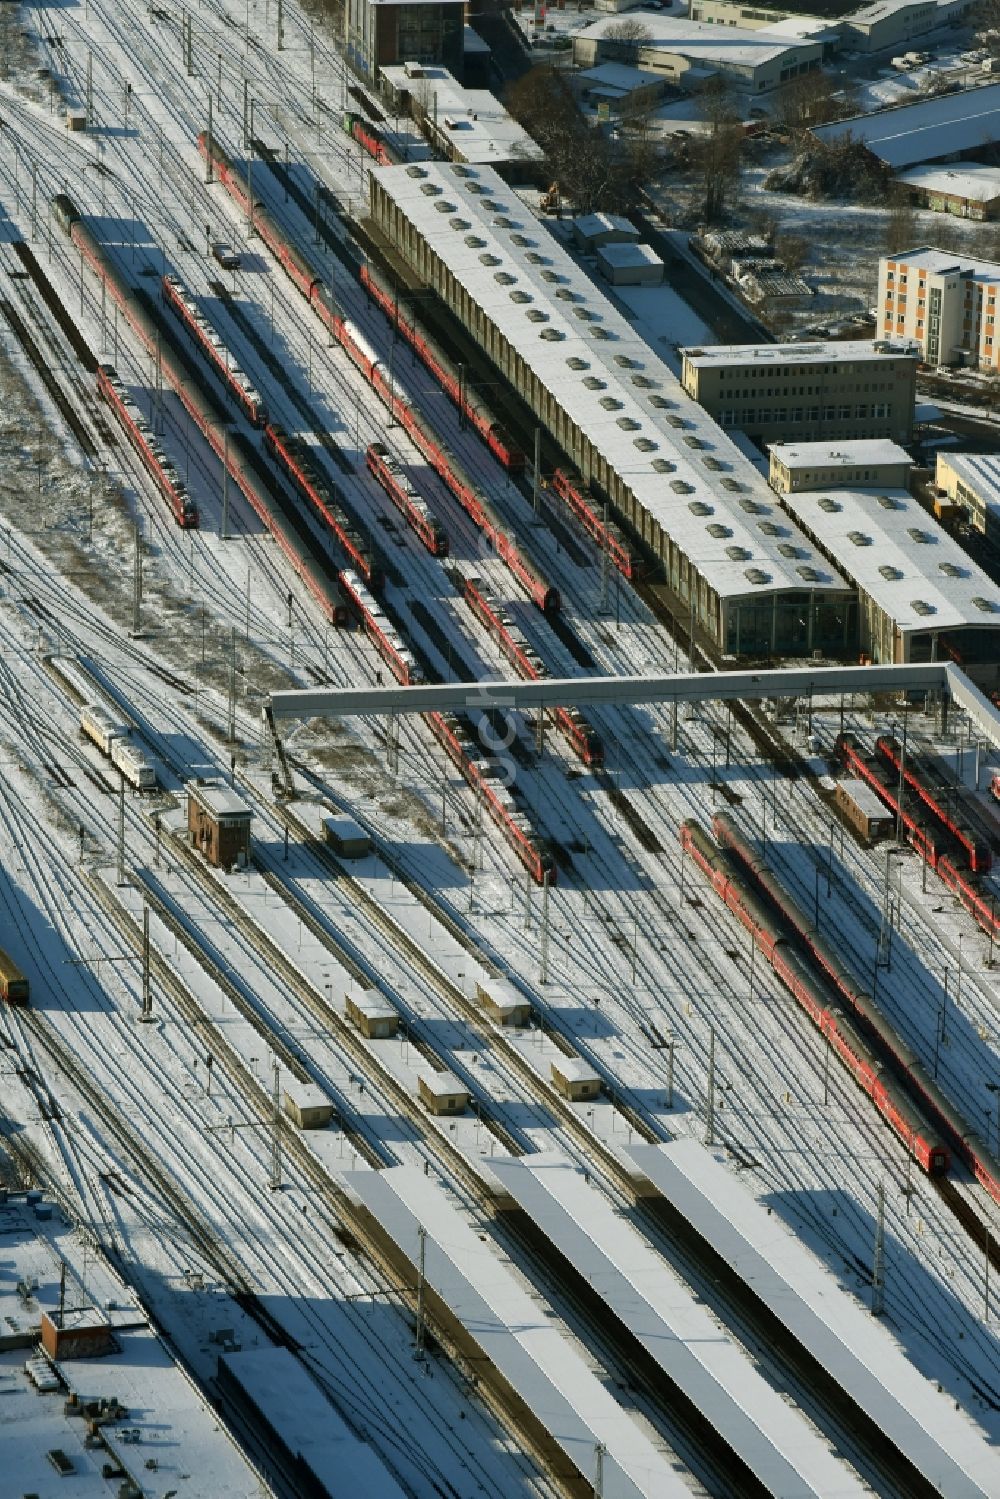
[875,733,992,874]
[366,442,448,556]
[681,817,950,1176]
[550,469,642,583]
[96,365,199,528]
[161,273,267,427]
[265,425,381,587]
[462,574,603,768]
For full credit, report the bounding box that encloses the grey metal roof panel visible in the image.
[625,1141,999,1499]
[489,1154,866,1498]
[345,1167,691,1499]
[813,84,1000,170]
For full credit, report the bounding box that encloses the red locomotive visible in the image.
[359,262,524,470]
[197,131,561,616]
[550,469,642,583]
[366,442,448,557]
[342,110,395,167]
[875,734,992,874]
[461,574,603,768]
[96,365,198,527]
[265,425,381,587]
[161,273,267,427]
[682,818,950,1175]
[338,569,422,685]
[711,810,1000,1206]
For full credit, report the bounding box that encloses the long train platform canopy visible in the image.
[267,662,1000,748]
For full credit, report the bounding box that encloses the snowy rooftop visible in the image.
[896,163,1000,202]
[780,486,1000,634]
[346,1166,691,1498]
[627,1142,1000,1499]
[573,210,639,241]
[0,1195,261,1498]
[885,244,1000,281]
[813,84,1000,170]
[598,243,663,270]
[552,1055,601,1084]
[682,338,919,368]
[490,1154,868,1498]
[377,65,542,164]
[771,438,913,472]
[848,0,933,23]
[370,162,853,602]
[576,61,663,93]
[574,12,812,66]
[419,1067,468,1097]
[220,1347,408,1496]
[939,451,1000,512]
[838,775,896,819]
[186,779,252,818]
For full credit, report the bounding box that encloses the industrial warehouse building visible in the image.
[935,450,1000,539]
[896,165,1000,220]
[877,246,1000,367]
[813,84,1000,172]
[570,13,824,92]
[367,161,856,659]
[769,439,914,494]
[377,64,543,173]
[679,339,918,446]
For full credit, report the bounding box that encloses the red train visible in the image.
[197,131,561,616]
[161,273,267,427]
[359,261,525,470]
[265,425,381,587]
[342,110,395,167]
[875,734,992,874]
[96,364,198,527]
[550,469,642,583]
[427,710,556,885]
[711,811,1000,1206]
[461,573,603,768]
[835,733,998,941]
[338,568,422,684]
[366,442,448,556]
[682,818,950,1175]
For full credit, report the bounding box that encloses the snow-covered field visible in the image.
[1,0,1000,1492]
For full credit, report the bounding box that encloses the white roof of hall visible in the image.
[897,163,1000,202]
[682,338,918,368]
[887,244,1000,280]
[489,1154,869,1498]
[813,84,1000,170]
[378,65,542,164]
[772,438,912,471]
[941,450,1000,508]
[371,161,852,602]
[627,1141,1000,1499]
[780,486,1000,635]
[576,12,811,66]
[346,1166,692,1499]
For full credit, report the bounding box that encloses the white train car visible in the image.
[80,704,128,757]
[110,736,157,792]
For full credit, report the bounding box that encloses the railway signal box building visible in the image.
[186,780,252,871]
[418,1069,469,1115]
[347,989,400,1039]
[551,1056,602,1102]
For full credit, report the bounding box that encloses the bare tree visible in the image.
[691,75,744,223]
[774,232,809,272]
[601,17,652,64]
[774,70,857,130]
[883,187,918,256]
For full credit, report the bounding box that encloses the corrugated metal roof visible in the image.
[490,1154,868,1498]
[897,163,1000,202]
[345,1166,690,1499]
[941,451,1000,513]
[814,84,1000,169]
[371,162,852,604]
[626,1141,998,1499]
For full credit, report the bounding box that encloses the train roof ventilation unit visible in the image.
[689,500,713,516]
[510,289,531,303]
[682,435,705,449]
[634,437,657,452]
[707,523,732,538]
[939,560,963,577]
[464,234,485,247]
[797,565,821,581]
[910,598,935,616]
[666,414,687,428]
[818,496,841,512]
[451,163,473,177]
[907,527,932,543]
[599,396,623,410]
[555,286,577,300]
[727,545,751,561]
[482,199,503,212]
[744,567,771,585]
[406,165,428,178]
[972,595,997,612]
[738,497,763,512]
[777,542,801,558]
[539,327,564,340]
[649,394,674,409]
[466,180,485,193]
[652,458,675,473]
[566,356,589,371]
[879,563,903,580]
[613,355,638,369]
[671,480,695,494]
[434,200,457,213]
[511,233,534,248]
[573,306,595,321]
[876,493,900,509]
[420,182,442,195]
[526,309,549,323]
[616,416,641,431]
[493,215,517,229]
[848,530,873,546]
[703,456,723,471]
[592,326,612,339]
[722,478,744,493]
[451,218,471,232]
[583,375,606,390]
[758,520,780,535]
[479,253,501,266]
[541,269,561,283]
[494,271,516,285]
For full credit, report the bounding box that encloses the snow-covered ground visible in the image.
[1,0,1000,1492]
